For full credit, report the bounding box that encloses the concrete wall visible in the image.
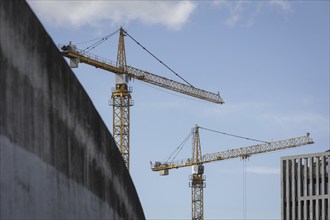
[0,1,145,219]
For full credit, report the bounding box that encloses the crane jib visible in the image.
[125,66,224,104]
[60,48,224,104]
[151,134,314,172]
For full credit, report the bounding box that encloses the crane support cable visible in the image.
[199,126,270,144]
[170,132,193,163]
[83,29,120,52]
[74,36,107,45]
[163,131,193,164]
[123,29,194,87]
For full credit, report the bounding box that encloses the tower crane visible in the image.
[60,28,224,170]
[151,125,314,220]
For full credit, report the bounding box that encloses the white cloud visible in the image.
[227,2,245,27]
[214,0,245,27]
[259,112,329,135]
[28,1,197,30]
[28,1,293,30]
[246,166,280,174]
[269,0,292,12]
[212,0,292,27]
[225,14,241,28]
[201,100,329,137]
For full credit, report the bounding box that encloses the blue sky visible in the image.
[28,1,329,219]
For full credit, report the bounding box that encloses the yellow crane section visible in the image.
[151,125,314,220]
[60,44,224,104]
[60,28,224,170]
[151,128,314,174]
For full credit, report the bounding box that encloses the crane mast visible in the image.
[60,28,224,171]
[151,125,314,220]
[190,126,206,220]
[111,28,132,169]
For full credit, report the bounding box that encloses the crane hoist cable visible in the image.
[199,124,263,218]
[242,158,247,220]
[199,126,270,144]
[123,29,194,87]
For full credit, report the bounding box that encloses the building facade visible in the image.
[281,151,329,220]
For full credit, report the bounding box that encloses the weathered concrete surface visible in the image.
[0,1,145,219]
